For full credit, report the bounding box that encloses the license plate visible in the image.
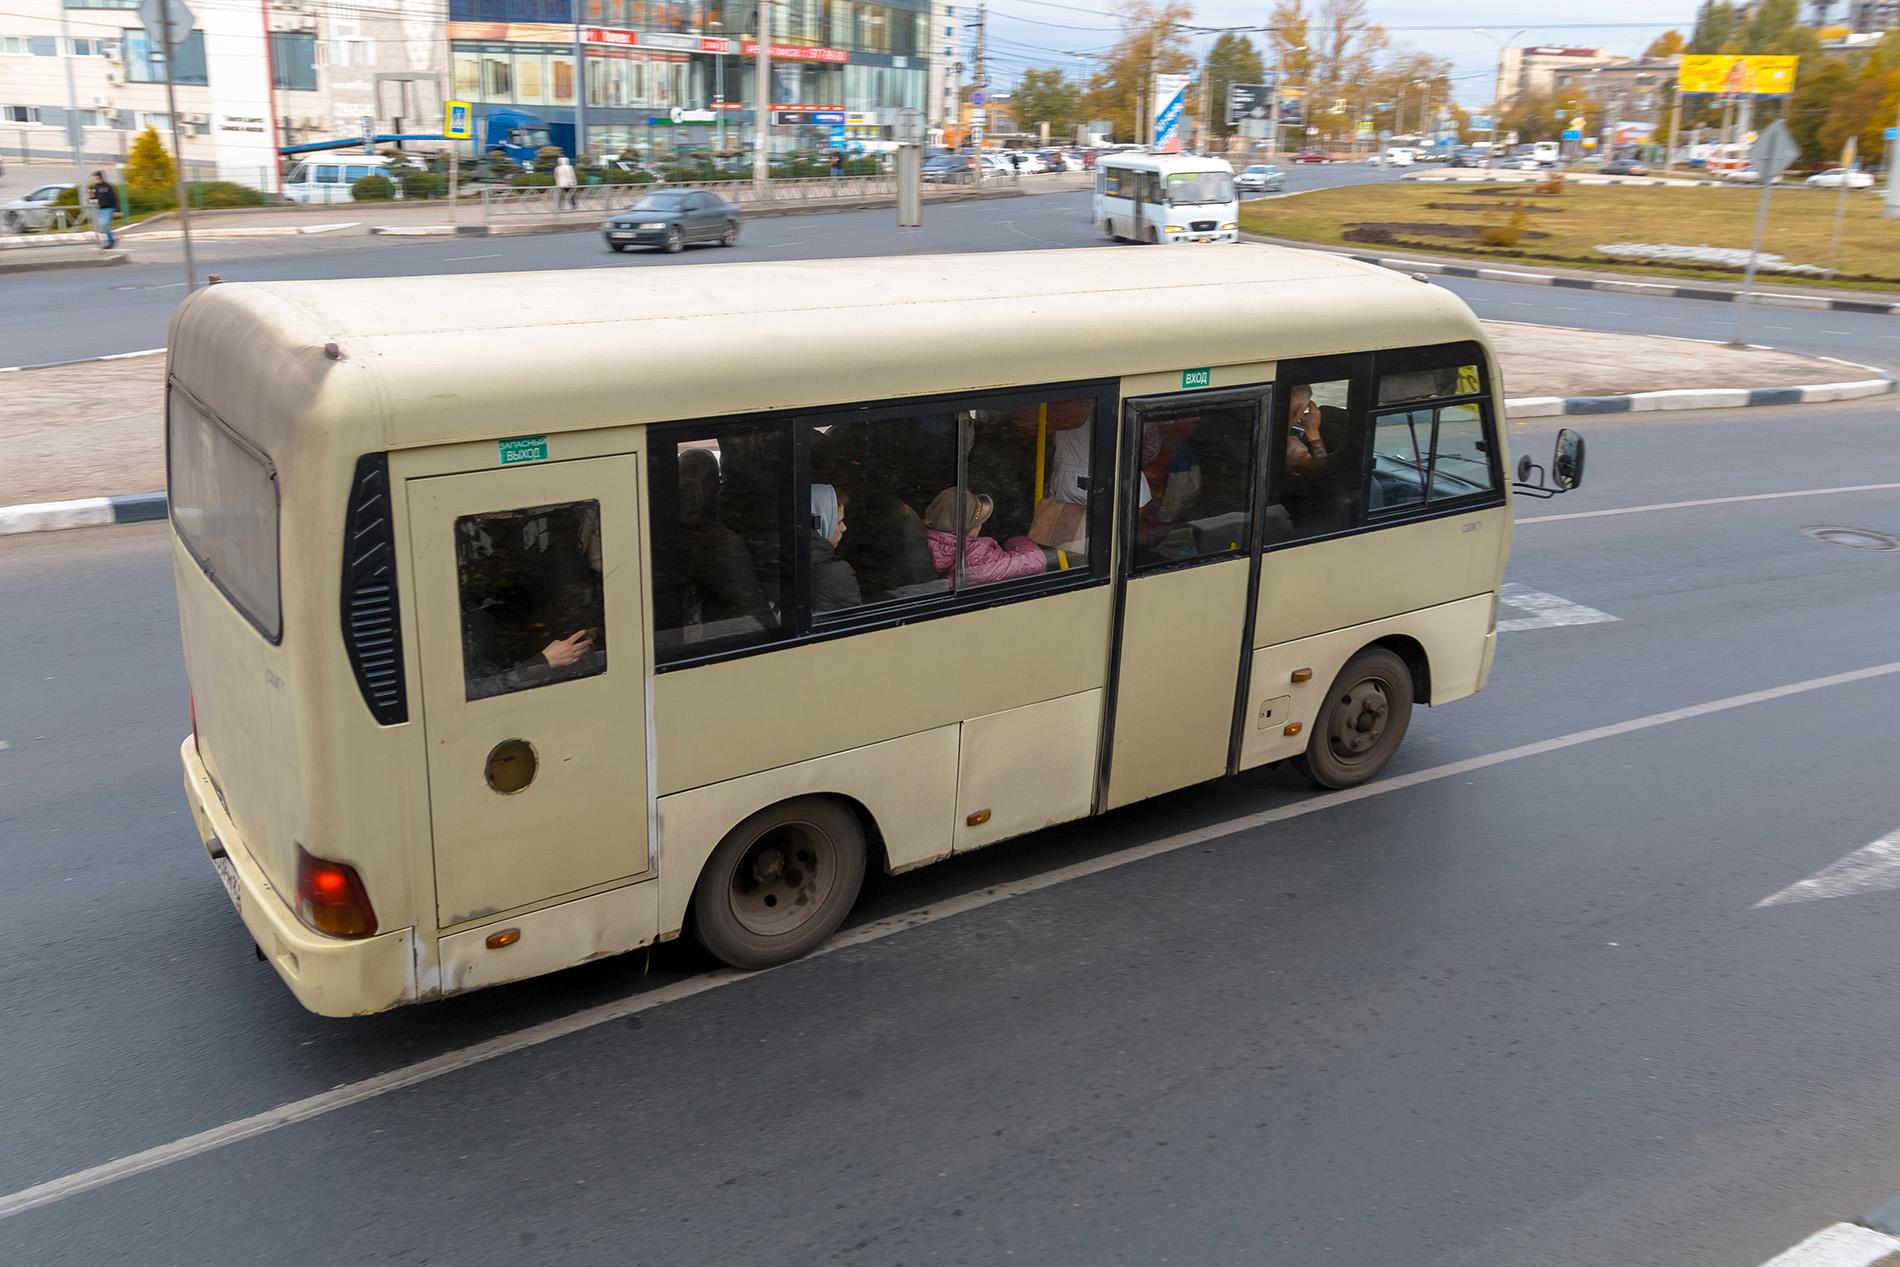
[611,232,634,240]
[211,854,242,916]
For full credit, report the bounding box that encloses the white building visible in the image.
[0,0,448,191]
[927,0,959,131]
[1494,46,1624,110]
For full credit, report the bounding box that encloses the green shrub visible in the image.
[532,145,565,174]
[351,173,395,201]
[400,170,444,199]
[127,186,178,215]
[509,172,554,187]
[194,180,264,209]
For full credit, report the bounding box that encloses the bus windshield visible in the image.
[1166,171,1235,205]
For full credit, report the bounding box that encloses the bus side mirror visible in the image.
[1552,428,1585,490]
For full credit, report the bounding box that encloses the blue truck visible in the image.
[483,109,576,168]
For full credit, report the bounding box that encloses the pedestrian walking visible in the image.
[89,170,119,249]
[554,155,578,211]
[830,149,844,182]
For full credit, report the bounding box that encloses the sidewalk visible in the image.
[2,320,1890,517]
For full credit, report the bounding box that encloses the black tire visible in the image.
[691,796,866,971]
[2,210,19,231]
[720,221,739,247]
[662,225,684,254]
[608,243,627,252]
[1292,647,1415,789]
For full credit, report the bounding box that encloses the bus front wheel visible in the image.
[692,796,866,971]
[1293,647,1414,789]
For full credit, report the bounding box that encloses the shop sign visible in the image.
[741,41,848,63]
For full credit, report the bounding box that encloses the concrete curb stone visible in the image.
[0,250,128,274]
[1238,232,1900,317]
[0,491,165,536]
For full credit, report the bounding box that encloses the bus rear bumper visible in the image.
[179,737,415,1017]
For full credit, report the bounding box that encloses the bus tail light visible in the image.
[296,847,378,938]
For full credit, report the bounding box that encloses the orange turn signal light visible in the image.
[486,928,521,949]
[1291,668,1313,683]
[1283,722,1304,737]
[966,809,992,827]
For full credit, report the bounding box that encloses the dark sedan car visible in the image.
[603,189,740,253]
[1600,157,1650,176]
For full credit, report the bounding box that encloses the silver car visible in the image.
[1234,164,1285,193]
[2,183,78,232]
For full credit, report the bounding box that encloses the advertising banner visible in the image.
[1276,85,1306,127]
[1225,81,1272,125]
[1153,72,1190,153]
[1677,54,1798,96]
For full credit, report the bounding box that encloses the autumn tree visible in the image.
[125,127,174,200]
[1688,1,1737,55]
[1203,33,1266,141]
[1741,0,1798,50]
[1644,30,1687,59]
[1084,0,1196,145]
[1011,67,1085,141]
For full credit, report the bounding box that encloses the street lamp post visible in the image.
[1473,27,1527,166]
[711,18,725,155]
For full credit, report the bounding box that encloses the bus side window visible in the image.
[648,421,792,663]
[455,500,607,701]
[1271,369,1366,543]
[1132,399,1257,571]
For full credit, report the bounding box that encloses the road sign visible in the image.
[1562,128,1582,141]
[970,90,986,106]
[1751,118,1797,183]
[1887,127,1898,141]
[444,100,472,141]
[136,0,193,54]
[1469,114,1493,131]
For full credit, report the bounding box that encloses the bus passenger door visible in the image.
[407,456,651,929]
[1103,388,1268,810]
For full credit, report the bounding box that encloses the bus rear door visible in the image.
[406,455,652,929]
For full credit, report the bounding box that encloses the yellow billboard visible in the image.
[1677,54,1799,96]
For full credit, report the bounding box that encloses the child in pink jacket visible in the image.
[923,488,1047,586]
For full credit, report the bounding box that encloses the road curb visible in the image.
[0,250,129,275]
[1755,1191,1900,1267]
[0,491,165,536]
[7,369,1889,536]
[1239,233,1900,317]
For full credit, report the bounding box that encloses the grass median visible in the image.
[1239,178,1900,291]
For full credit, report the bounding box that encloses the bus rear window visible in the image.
[167,387,282,641]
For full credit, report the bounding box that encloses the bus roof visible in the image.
[168,246,1485,458]
[1096,153,1235,174]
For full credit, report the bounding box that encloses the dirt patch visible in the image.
[1345,221,1552,244]
[1424,201,1563,214]
[0,355,165,505]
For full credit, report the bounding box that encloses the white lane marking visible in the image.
[1519,484,1900,525]
[0,348,165,374]
[4,659,1900,1222]
[1495,583,1618,633]
[1757,829,1900,908]
[1759,1223,1900,1267]
[442,253,500,262]
[750,239,809,249]
[0,740,9,751]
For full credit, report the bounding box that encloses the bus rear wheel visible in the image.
[692,796,866,971]
[1293,647,1414,789]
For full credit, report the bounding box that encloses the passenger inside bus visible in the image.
[678,448,773,639]
[809,483,862,612]
[922,487,1047,586]
[456,501,607,700]
[838,490,939,601]
[1277,379,1361,539]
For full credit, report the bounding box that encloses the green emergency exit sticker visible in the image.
[1182,368,1211,389]
[497,435,549,466]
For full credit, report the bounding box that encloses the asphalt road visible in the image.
[3,396,1900,1264]
[8,174,1891,373]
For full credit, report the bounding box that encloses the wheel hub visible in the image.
[1330,680,1390,758]
[730,825,834,937]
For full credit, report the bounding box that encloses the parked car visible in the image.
[922,154,974,183]
[1447,150,1488,168]
[1600,157,1650,176]
[1234,163,1286,192]
[2,183,77,231]
[1291,149,1338,164]
[1038,149,1069,172]
[1723,167,1766,184]
[602,188,739,253]
[1806,167,1874,189]
[283,155,409,204]
[1377,147,1416,167]
[980,153,1017,178]
[1004,150,1047,174]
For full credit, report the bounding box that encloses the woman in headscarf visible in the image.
[809,483,862,613]
[923,487,1048,587]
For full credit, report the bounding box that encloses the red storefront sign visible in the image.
[740,41,849,63]
[579,28,733,53]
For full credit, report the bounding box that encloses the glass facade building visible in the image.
[447,0,928,157]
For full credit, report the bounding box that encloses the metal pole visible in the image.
[1730,174,1774,346]
[1666,88,1682,173]
[1827,138,1855,276]
[973,0,985,176]
[712,20,724,155]
[1885,99,1900,220]
[752,0,770,186]
[1266,52,1280,159]
[449,145,458,226]
[571,0,587,160]
[159,5,197,291]
[57,4,92,238]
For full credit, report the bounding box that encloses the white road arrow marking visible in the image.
[1495,582,1619,633]
[1757,829,1900,908]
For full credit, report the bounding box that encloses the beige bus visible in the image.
[168,246,1583,1016]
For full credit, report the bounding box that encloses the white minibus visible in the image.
[1093,153,1239,244]
[282,154,405,204]
[167,247,1583,1015]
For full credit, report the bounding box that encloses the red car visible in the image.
[1291,149,1339,163]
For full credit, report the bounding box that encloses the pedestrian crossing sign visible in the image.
[445,100,472,141]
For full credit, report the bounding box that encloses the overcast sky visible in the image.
[979,0,1707,107]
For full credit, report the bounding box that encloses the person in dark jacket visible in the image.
[89,171,119,249]
[809,483,861,612]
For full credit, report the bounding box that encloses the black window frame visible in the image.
[650,376,1120,674]
[1266,350,1373,551]
[1122,385,1270,580]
